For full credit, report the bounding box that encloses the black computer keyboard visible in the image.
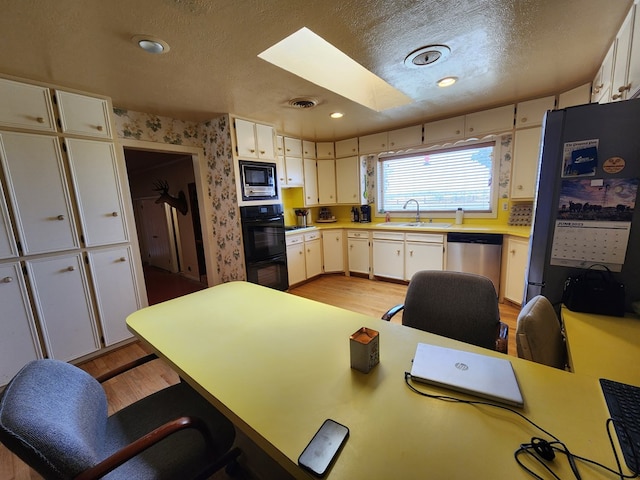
[600,378,640,473]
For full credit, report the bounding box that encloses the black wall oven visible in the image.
[240,204,288,291]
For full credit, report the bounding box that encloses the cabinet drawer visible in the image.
[304,231,320,241]
[56,90,112,138]
[347,230,369,239]
[405,233,444,243]
[0,78,56,132]
[286,234,304,246]
[373,231,404,241]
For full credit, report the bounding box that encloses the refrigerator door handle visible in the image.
[528,281,546,287]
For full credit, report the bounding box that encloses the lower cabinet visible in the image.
[286,230,323,286]
[373,231,404,280]
[404,233,444,280]
[347,230,370,275]
[322,230,344,273]
[0,263,43,385]
[304,232,322,279]
[503,236,529,305]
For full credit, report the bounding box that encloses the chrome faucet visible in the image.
[403,199,420,223]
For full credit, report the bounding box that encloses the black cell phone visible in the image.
[298,419,349,477]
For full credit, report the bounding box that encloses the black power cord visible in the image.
[404,372,639,480]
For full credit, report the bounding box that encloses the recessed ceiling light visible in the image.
[437,76,458,87]
[132,35,170,54]
[330,112,344,119]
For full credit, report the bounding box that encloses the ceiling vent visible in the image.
[287,97,319,109]
[404,45,451,67]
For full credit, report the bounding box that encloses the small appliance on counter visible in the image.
[316,207,336,223]
[360,205,371,223]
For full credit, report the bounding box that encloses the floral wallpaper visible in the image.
[113,109,245,284]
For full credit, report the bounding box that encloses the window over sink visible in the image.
[378,140,499,216]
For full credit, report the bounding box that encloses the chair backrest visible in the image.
[402,271,500,350]
[0,359,108,479]
[516,295,567,369]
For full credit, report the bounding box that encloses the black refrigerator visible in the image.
[525,99,640,312]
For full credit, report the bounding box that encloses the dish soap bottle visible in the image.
[455,208,464,225]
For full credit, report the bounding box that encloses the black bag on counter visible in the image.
[562,265,626,317]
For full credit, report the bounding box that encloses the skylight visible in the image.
[258,27,412,112]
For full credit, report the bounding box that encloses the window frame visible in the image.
[375,140,500,219]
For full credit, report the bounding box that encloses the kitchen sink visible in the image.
[376,222,452,228]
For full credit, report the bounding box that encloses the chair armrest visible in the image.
[382,304,404,321]
[95,353,159,383]
[74,415,212,480]
[495,322,508,355]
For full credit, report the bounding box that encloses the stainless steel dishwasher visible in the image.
[446,233,502,294]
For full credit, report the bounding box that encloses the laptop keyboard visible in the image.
[600,378,640,473]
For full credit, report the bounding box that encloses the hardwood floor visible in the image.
[1,273,520,479]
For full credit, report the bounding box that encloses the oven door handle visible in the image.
[243,216,283,223]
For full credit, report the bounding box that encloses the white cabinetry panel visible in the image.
[388,125,422,149]
[423,116,465,145]
[0,131,78,254]
[516,96,555,128]
[65,138,127,246]
[0,181,18,259]
[0,78,56,132]
[335,138,358,158]
[373,231,404,280]
[56,90,112,138]
[303,158,318,206]
[0,263,43,385]
[26,253,99,361]
[511,127,542,199]
[317,159,336,204]
[322,230,344,273]
[347,231,369,275]
[359,132,388,154]
[87,246,140,346]
[465,105,514,137]
[336,156,360,204]
[503,236,529,305]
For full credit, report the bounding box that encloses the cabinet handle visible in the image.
[612,93,623,100]
[57,214,65,221]
[111,211,119,217]
[299,250,303,255]
[469,127,474,132]
[517,185,523,190]
[391,142,395,146]
[618,83,632,93]
[335,237,340,241]
[409,250,414,256]
[260,150,265,154]
[119,257,127,262]
[67,266,75,272]
[455,129,460,134]
[521,117,527,123]
[396,249,400,256]
[510,250,516,255]
[288,177,292,181]
[96,125,104,132]
[249,149,256,153]
[36,117,45,124]
[2,276,13,283]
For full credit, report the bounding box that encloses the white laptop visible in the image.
[410,343,524,407]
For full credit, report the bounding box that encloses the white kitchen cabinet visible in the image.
[282,156,304,186]
[0,181,18,259]
[404,233,444,280]
[423,116,465,145]
[322,229,344,273]
[373,231,404,280]
[336,156,361,204]
[516,96,555,128]
[511,127,542,200]
[611,5,635,102]
[465,104,515,137]
[0,131,79,254]
[65,138,128,246]
[303,158,318,206]
[286,234,306,286]
[558,84,592,109]
[233,118,275,160]
[0,263,43,385]
[503,236,529,305]
[347,230,370,275]
[593,43,615,103]
[316,142,334,159]
[358,132,388,154]
[302,140,316,159]
[55,90,112,139]
[335,137,358,158]
[388,125,422,149]
[304,231,322,279]
[317,159,336,204]
[87,246,140,346]
[627,3,640,99]
[0,77,56,132]
[26,253,99,361]
[284,136,303,157]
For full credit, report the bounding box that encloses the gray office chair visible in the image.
[0,356,241,480]
[382,270,508,353]
[516,295,567,369]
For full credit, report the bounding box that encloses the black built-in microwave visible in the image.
[239,160,278,201]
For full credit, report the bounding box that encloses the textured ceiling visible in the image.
[0,0,632,141]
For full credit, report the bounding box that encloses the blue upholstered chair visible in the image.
[0,356,240,479]
[382,270,508,353]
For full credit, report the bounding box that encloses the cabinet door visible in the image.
[504,237,529,305]
[511,127,542,199]
[255,123,276,160]
[373,239,404,280]
[284,156,304,186]
[317,159,336,204]
[56,90,112,138]
[611,6,634,102]
[234,118,258,158]
[302,140,316,159]
[286,241,306,285]
[423,116,465,145]
[335,137,358,158]
[558,84,591,109]
[303,158,318,206]
[0,78,56,132]
[627,5,640,99]
[348,235,369,274]
[336,156,360,204]
[26,253,99,361]
[0,263,43,386]
[305,238,322,279]
[593,43,615,103]
[316,142,334,159]
[284,137,302,157]
[358,132,388,154]
[405,241,443,280]
[388,125,422,149]
[0,132,78,254]
[0,181,18,259]
[465,105,514,137]
[322,230,344,273]
[65,138,127,246]
[516,96,555,128]
[87,246,140,346]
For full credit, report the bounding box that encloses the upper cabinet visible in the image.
[611,5,635,102]
[627,4,640,99]
[388,125,422,150]
[0,78,56,132]
[359,132,388,154]
[465,104,515,137]
[284,136,302,157]
[233,118,276,160]
[316,141,335,159]
[335,138,358,158]
[55,90,112,139]
[423,116,465,144]
[593,43,615,103]
[302,140,316,159]
[558,84,592,109]
[511,127,543,200]
[516,96,555,128]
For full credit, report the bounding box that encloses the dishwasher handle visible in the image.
[446,233,503,245]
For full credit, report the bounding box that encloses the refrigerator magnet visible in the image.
[603,156,626,174]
